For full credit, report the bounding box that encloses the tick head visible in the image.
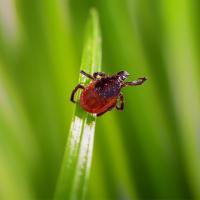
[117,71,129,81]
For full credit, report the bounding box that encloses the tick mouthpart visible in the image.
[117,71,130,80]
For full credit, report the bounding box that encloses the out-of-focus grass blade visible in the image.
[161,0,200,198]
[55,9,101,200]
[98,0,184,197]
[0,62,37,200]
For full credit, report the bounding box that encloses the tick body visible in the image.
[70,70,147,116]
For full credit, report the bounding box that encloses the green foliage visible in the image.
[0,0,200,199]
[55,9,101,200]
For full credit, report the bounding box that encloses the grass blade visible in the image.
[54,8,102,200]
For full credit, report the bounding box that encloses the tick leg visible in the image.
[70,84,85,103]
[124,77,147,87]
[80,70,94,80]
[93,72,106,79]
[116,93,124,111]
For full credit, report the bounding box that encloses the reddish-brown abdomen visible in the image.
[80,81,117,114]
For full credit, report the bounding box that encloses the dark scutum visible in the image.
[94,77,121,98]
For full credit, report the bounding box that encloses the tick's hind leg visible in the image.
[70,84,85,103]
[125,77,147,86]
[116,93,124,111]
[80,70,94,80]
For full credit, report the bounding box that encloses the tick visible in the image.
[70,70,147,116]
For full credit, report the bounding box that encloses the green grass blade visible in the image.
[161,0,200,198]
[54,8,102,200]
[0,62,36,200]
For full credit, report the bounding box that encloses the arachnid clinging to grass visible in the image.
[70,70,147,116]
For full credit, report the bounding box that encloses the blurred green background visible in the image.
[0,0,200,199]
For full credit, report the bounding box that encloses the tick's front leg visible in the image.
[116,93,124,111]
[124,77,147,86]
[93,72,106,79]
[80,70,94,80]
[70,84,85,103]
